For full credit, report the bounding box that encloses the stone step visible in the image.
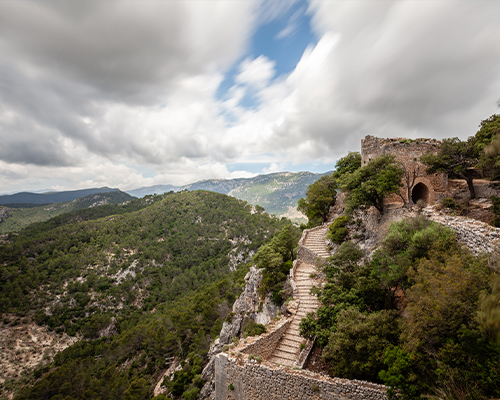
[298,297,318,303]
[294,280,315,285]
[280,337,304,347]
[272,349,298,361]
[295,269,317,274]
[297,308,319,313]
[274,343,299,355]
[287,333,304,342]
[287,328,301,337]
[296,312,315,318]
[269,356,295,366]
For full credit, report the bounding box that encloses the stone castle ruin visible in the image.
[361,135,448,205]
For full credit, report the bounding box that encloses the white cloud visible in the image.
[235,56,276,90]
[1,1,500,194]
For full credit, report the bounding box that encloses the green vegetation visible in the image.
[492,195,500,227]
[297,152,361,228]
[300,216,500,399]
[475,114,500,180]
[420,114,500,199]
[12,266,251,400]
[440,197,458,209]
[297,174,337,227]
[327,215,351,244]
[0,190,293,399]
[331,152,362,180]
[371,216,455,289]
[186,171,329,222]
[0,190,289,337]
[339,155,404,214]
[421,137,480,198]
[0,191,134,234]
[253,224,301,305]
[242,319,266,337]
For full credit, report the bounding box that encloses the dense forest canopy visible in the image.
[1,190,294,399]
[0,191,289,337]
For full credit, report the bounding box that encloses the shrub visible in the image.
[310,383,320,392]
[327,215,351,244]
[441,197,457,209]
[371,216,455,288]
[492,196,500,227]
[242,319,266,337]
[225,312,235,323]
[229,383,234,391]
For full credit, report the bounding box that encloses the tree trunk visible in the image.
[466,177,476,199]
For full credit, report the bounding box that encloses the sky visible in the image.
[1,0,500,194]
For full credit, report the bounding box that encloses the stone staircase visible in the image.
[268,226,330,366]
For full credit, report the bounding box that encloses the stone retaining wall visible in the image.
[297,224,329,266]
[296,337,315,369]
[215,353,387,400]
[238,319,291,360]
[297,245,320,266]
[423,208,500,255]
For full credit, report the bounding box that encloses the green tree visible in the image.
[421,137,479,198]
[297,174,337,226]
[332,152,362,179]
[477,275,500,344]
[475,114,500,180]
[339,155,404,214]
[323,308,400,382]
[371,216,455,289]
[253,225,301,304]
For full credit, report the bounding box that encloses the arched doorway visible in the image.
[412,182,429,204]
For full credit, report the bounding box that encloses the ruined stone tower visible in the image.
[361,135,448,205]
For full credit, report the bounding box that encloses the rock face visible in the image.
[230,266,280,325]
[199,265,280,399]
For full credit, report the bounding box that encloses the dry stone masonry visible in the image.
[423,206,500,255]
[215,353,387,400]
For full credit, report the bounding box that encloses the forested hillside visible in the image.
[0,187,121,205]
[0,191,134,234]
[0,190,291,399]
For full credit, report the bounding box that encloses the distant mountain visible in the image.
[125,184,178,198]
[0,191,134,233]
[0,187,120,205]
[126,171,331,222]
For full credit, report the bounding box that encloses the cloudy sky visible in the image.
[1,0,500,194]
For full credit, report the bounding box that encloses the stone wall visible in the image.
[215,353,387,400]
[297,224,330,266]
[361,135,448,204]
[422,207,500,255]
[238,319,291,360]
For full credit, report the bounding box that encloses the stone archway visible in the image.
[412,182,429,204]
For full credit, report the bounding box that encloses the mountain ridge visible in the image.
[0,187,120,205]
[126,171,332,221]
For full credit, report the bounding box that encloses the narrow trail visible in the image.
[269,226,329,366]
